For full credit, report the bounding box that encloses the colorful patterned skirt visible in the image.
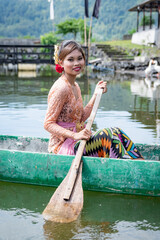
[74,127,143,159]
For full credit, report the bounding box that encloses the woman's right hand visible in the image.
[72,128,92,141]
[94,80,107,95]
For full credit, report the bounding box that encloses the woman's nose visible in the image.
[74,59,80,65]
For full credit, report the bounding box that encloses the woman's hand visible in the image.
[72,128,92,141]
[94,80,107,95]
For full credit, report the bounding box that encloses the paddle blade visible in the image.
[42,163,83,223]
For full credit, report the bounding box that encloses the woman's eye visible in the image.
[67,57,83,62]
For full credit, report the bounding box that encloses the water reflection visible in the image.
[0,71,160,144]
[131,77,160,100]
[1,69,160,240]
[0,182,160,240]
[18,71,37,78]
[131,77,160,144]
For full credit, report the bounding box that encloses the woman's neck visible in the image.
[63,73,76,86]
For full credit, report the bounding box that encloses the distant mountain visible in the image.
[0,0,142,41]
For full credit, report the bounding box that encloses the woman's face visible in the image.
[61,49,85,76]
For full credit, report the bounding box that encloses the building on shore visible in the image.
[129,0,160,48]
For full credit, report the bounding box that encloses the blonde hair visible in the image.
[54,40,85,64]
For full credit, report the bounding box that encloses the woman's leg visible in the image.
[74,128,112,157]
[74,127,144,159]
[111,127,144,159]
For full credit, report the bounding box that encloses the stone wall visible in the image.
[0,38,40,45]
[90,44,149,73]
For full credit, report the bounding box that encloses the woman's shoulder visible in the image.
[48,76,70,98]
[75,81,80,89]
[75,81,81,94]
[52,76,70,91]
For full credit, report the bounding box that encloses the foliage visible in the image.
[56,18,89,42]
[56,19,79,39]
[40,32,58,45]
[128,29,136,35]
[140,16,155,26]
[40,32,59,53]
[0,0,151,41]
[101,40,148,49]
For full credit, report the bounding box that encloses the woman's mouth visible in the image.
[73,67,81,72]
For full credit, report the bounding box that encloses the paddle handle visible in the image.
[63,88,103,201]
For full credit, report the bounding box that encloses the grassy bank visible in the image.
[100,40,149,50]
[99,40,160,57]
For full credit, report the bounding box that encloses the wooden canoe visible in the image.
[0,135,160,197]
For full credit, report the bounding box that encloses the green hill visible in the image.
[0,0,142,41]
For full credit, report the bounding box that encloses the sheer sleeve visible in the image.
[44,85,74,139]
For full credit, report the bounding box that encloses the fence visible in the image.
[0,44,88,65]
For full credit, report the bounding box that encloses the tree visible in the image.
[56,19,79,39]
[40,32,59,53]
[128,28,136,35]
[40,32,58,45]
[55,18,89,42]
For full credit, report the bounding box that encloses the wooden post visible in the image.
[150,5,152,29]
[84,16,87,46]
[137,10,139,32]
[143,8,145,31]
[158,6,160,29]
[88,16,93,56]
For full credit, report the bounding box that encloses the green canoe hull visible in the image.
[0,135,160,197]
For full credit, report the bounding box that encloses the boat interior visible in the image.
[0,135,160,161]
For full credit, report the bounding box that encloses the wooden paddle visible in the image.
[42,88,103,223]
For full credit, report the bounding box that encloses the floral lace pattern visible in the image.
[44,74,94,153]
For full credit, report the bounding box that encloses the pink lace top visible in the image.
[44,74,94,154]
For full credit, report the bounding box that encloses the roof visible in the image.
[128,0,160,12]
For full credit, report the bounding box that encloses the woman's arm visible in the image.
[44,86,75,140]
[44,86,92,141]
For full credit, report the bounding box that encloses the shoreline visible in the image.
[89,44,160,79]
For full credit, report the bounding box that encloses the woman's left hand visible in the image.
[94,80,107,95]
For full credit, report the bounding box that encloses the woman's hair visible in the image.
[55,40,85,64]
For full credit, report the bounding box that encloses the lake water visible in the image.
[0,68,160,239]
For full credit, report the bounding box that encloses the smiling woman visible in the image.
[44,40,143,160]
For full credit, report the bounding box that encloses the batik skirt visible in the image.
[74,127,143,159]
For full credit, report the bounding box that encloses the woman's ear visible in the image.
[59,60,63,67]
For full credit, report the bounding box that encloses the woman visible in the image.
[44,40,143,159]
